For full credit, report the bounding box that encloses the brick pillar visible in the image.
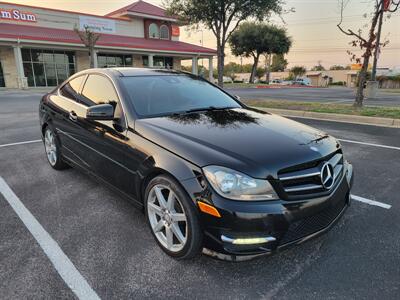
[13,46,28,89]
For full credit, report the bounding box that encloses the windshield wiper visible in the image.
[185,106,235,114]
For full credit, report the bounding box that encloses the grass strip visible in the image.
[244,100,400,119]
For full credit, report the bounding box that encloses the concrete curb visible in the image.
[254,107,400,128]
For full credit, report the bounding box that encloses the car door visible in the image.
[51,74,92,169]
[77,73,138,196]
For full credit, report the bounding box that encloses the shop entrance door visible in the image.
[0,62,5,87]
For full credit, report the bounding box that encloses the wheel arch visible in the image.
[137,153,203,207]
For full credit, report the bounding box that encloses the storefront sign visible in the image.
[351,63,372,71]
[171,25,180,37]
[79,16,116,34]
[0,8,37,22]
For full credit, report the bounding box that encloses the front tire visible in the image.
[43,125,69,170]
[145,175,203,260]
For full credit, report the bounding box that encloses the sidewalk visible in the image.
[0,88,53,93]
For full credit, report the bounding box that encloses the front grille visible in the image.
[278,152,344,199]
[279,195,347,245]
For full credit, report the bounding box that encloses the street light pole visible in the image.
[199,30,204,67]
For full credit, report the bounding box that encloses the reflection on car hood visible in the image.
[135,108,340,178]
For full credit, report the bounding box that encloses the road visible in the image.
[0,91,399,299]
[226,86,400,107]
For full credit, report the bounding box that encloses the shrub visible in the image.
[330,81,346,86]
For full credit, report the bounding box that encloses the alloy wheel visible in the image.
[44,129,57,166]
[147,184,188,253]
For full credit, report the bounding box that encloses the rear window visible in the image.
[121,75,241,117]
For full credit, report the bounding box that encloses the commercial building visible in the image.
[0,1,216,88]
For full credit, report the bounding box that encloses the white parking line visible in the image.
[338,139,400,151]
[0,177,100,300]
[0,140,42,148]
[351,194,392,209]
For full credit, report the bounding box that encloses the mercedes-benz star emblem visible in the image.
[320,162,335,190]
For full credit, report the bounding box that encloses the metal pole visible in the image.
[371,6,384,81]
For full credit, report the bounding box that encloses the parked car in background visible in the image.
[270,79,283,85]
[39,68,353,260]
[292,78,311,86]
[223,76,233,83]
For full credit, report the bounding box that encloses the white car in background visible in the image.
[292,78,311,86]
[223,76,233,83]
[270,79,283,85]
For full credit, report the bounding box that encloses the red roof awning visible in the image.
[0,23,216,55]
[105,1,173,19]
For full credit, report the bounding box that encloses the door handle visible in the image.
[69,111,78,122]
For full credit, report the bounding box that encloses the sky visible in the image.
[4,0,400,69]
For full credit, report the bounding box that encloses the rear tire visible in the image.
[145,175,203,260]
[43,125,69,170]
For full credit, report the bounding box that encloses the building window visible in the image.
[160,25,170,40]
[142,56,149,67]
[149,23,159,39]
[97,54,133,68]
[21,48,75,87]
[154,56,173,69]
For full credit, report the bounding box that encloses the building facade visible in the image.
[0,1,216,89]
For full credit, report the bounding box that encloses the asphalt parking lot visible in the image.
[0,90,399,299]
[227,86,400,107]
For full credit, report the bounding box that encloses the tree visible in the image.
[229,22,291,83]
[181,65,192,72]
[290,66,307,79]
[198,65,209,78]
[256,67,266,80]
[270,54,288,72]
[337,0,400,107]
[224,62,242,75]
[165,0,283,87]
[240,64,254,73]
[311,62,326,71]
[74,25,101,68]
[330,65,346,70]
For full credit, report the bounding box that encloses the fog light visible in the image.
[221,235,276,245]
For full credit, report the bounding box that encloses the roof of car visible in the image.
[111,68,184,77]
[75,67,189,78]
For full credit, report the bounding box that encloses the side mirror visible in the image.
[86,104,114,121]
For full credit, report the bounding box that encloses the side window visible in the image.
[149,23,159,39]
[160,25,169,40]
[80,74,119,107]
[59,75,85,101]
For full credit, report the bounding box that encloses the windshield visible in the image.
[122,75,242,117]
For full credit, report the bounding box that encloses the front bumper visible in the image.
[184,161,354,258]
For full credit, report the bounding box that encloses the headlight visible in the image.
[203,166,278,201]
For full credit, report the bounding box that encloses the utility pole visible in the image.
[199,30,204,67]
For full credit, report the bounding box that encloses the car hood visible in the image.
[135,108,340,179]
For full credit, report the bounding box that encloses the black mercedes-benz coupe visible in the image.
[39,68,353,260]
